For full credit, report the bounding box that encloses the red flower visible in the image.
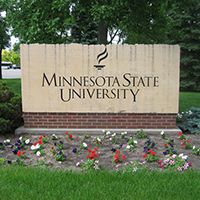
[148,150,152,153]
[116,150,120,154]
[69,134,73,139]
[164,143,169,147]
[38,140,43,145]
[65,131,68,135]
[39,135,43,140]
[121,155,126,160]
[33,142,38,146]
[150,151,156,156]
[17,150,24,157]
[143,154,147,158]
[178,132,182,136]
[114,154,119,163]
[86,148,99,160]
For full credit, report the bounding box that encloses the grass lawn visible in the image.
[0,167,199,200]
[0,79,199,112]
[0,78,21,96]
[179,92,200,112]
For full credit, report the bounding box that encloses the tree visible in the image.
[2,50,20,65]
[0,11,10,79]
[123,1,168,44]
[4,0,72,44]
[166,0,200,91]
[4,0,166,45]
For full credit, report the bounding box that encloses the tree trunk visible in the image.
[0,48,2,79]
[97,22,108,44]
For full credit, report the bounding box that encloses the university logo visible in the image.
[94,46,108,70]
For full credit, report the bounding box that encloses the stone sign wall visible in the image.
[20,44,180,129]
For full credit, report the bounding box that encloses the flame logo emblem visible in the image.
[94,46,108,70]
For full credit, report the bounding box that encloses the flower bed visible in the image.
[0,130,200,172]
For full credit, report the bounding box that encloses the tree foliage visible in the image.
[3,0,73,43]
[2,50,20,65]
[4,0,166,44]
[2,0,200,91]
[166,0,200,91]
[0,4,10,79]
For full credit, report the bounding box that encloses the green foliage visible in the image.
[0,82,22,134]
[3,0,170,45]
[3,0,72,43]
[0,158,5,165]
[0,8,10,79]
[124,1,168,44]
[2,50,20,65]
[166,0,200,91]
[177,107,200,134]
[80,159,95,171]
[192,146,200,156]
[0,12,10,49]
[55,152,65,162]
[136,129,148,139]
[1,79,21,96]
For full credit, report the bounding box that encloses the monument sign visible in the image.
[20,44,180,129]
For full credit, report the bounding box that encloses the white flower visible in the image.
[133,167,138,172]
[94,160,99,164]
[164,158,170,164]
[182,155,188,160]
[112,133,116,137]
[52,134,58,139]
[172,154,177,158]
[106,131,111,135]
[126,145,131,149]
[76,162,80,167]
[193,146,196,149]
[4,139,10,144]
[177,167,182,171]
[133,140,138,144]
[179,153,184,158]
[178,153,188,160]
[82,142,87,148]
[121,132,127,135]
[169,160,175,165]
[97,137,101,142]
[25,139,30,145]
[109,137,112,141]
[102,129,105,133]
[160,130,165,135]
[19,136,23,141]
[36,151,41,157]
[31,143,40,150]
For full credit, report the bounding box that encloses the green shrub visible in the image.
[177,107,200,134]
[0,82,14,102]
[0,82,22,134]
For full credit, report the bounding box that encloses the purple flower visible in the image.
[163,151,167,156]
[72,147,77,153]
[143,146,148,152]
[12,149,18,154]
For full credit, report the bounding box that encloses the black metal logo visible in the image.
[94,46,108,70]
